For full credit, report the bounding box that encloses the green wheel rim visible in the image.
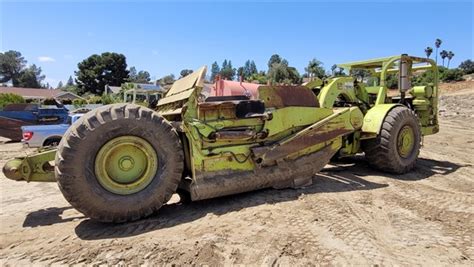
[397,125,415,158]
[95,136,158,195]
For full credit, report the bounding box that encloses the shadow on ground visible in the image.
[73,164,388,241]
[328,155,469,181]
[23,207,84,228]
[22,157,468,240]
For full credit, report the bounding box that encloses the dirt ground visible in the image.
[1,84,473,266]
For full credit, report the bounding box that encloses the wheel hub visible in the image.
[397,126,415,158]
[94,136,158,195]
[119,156,135,171]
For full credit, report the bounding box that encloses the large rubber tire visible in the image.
[55,104,184,223]
[362,106,421,174]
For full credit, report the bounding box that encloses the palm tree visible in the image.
[440,50,448,67]
[447,51,455,68]
[424,47,433,58]
[435,38,442,64]
[305,58,324,80]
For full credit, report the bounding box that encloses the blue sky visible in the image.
[1,0,472,87]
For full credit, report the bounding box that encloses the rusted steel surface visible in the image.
[198,101,238,121]
[258,86,319,108]
[252,128,351,166]
[213,128,256,140]
[189,144,336,201]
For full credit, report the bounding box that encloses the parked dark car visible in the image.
[0,104,69,141]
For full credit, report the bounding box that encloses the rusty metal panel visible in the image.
[252,108,354,166]
[190,143,337,201]
[258,86,319,108]
[198,101,238,121]
[252,128,350,166]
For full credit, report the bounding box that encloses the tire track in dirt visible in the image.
[279,173,423,267]
[393,182,474,214]
[383,186,473,261]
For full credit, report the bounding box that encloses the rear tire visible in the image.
[55,104,184,223]
[43,138,61,147]
[362,106,421,174]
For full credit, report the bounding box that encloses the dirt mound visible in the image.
[439,81,474,118]
[439,80,474,94]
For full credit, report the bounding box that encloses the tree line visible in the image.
[1,45,473,97]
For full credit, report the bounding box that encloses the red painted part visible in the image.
[209,79,260,99]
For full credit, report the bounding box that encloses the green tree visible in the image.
[351,68,371,81]
[157,74,175,91]
[385,73,398,89]
[267,55,302,84]
[435,38,442,65]
[424,47,433,58]
[267,54,282,69]
[75,52,129,95]
[136,71,151,83]
[128,67,151,83]
[305,58,325,79]
[458,59,474,74]
[56,81,64,89]
[128,66,138,81]
[440,50,448,67]
[0,50,27,86]
[248,71,268,84]
[0,93,25,109]
[240,60,258,80]
[249,61,257,76]
[220,60,236,80]
[268,59,289,84]
[210,61,220,81]
[286,66,301,84]
[446,51,454,68]
[179,69,193,78]
[17,64,45,88]
[237,60,256,81]
[237,67,245,80]
[66,75,74,86]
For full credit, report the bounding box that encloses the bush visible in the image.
[87,95,102,104]
[43,98,58,105]
[440,68,464,82]
[101,94,119,105]
[72,98,87,108]
[248,73,268,84]
[0,93,25,109]
[385,73,398,89]
[412,69,436,86]
[458,60,474,74]
[412,66,464,85]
